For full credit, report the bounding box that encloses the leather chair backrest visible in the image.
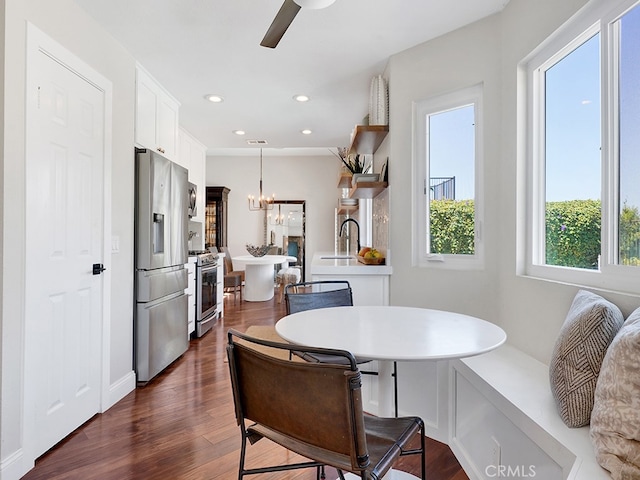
[220,246,233,274]
[284,281,353,315]
[227,331,369,471]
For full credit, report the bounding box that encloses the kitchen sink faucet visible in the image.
[339,218,361,254]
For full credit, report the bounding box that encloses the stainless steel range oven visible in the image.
[193,252,218,337]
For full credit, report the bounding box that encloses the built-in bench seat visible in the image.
[449,344,610,480]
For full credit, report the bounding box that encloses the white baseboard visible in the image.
[1,447,33,480]
[103,370,136,412]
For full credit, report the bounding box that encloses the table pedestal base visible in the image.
[243,263,275,301]
[377,360,395,417]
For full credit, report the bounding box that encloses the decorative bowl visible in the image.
[357,255,385,265]
[246,244,271,257]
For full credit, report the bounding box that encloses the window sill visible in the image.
[521,265,640,297]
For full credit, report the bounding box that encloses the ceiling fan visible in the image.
[260,0,336,48]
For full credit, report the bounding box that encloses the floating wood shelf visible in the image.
[349,181,388,199]
[337,173,353,189]
[348,125,389,155]
[337,126,389,209]
[337,206,358,215]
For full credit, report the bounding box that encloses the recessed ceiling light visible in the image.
[205,94,224,103]
[293,94,310,102]
[301,129,312,135]
[233,130,246,135]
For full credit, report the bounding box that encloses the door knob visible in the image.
[92,263,107,275]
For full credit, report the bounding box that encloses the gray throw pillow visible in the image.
[590,308,640,479]
[549,290,624,427]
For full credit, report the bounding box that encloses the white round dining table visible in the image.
[275,305,507,480]
[232,254,297,301]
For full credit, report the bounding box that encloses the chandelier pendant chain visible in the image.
[248,148,274,211]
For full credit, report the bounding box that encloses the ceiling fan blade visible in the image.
[260,0,301,48]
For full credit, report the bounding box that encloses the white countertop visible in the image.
[233,254,296,265]
[310,252,392,275]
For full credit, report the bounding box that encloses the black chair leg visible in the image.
[238,434,248,479]
[316,465,327,480]
[393,360,398,417]
[421,423,427,480]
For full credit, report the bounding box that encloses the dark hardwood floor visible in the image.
[22,291,468,480]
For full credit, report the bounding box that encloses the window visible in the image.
[413,85,483,269]
[543,32,601,270]
[617,5,640,266]
[526,0,640,292]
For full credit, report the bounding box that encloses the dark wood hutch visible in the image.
[205,186,229,249]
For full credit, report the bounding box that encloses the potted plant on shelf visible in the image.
[332,147,378,186]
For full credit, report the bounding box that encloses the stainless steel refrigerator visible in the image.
[135,148,189,384]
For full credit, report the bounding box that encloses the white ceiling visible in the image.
[72,0,509,155]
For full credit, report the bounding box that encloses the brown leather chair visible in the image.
[220,246,244,303]
[226,329,425,480]
[220,246,245,281]
[224,271,242,304]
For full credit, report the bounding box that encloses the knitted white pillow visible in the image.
[590,308,640,479]
[549,290,624,427]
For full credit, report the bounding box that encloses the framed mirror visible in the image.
[265,200,306,280]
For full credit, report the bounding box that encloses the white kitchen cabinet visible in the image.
[135,64,180,161]
[185,257,197,339]
[310,253,391,306]
[217,254,224,318]
[178,127,206,223]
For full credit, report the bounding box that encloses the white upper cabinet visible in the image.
[178,127,206,223]
[135,65,180,161]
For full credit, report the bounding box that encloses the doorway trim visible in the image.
[265,200,306,280]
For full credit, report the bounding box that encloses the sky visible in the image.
[429,104,475,201]
[545,33,601,203]
[619,5,640,210]
[546,5,640,209]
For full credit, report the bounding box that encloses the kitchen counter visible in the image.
[310,252,392,275]
[310,252,392,306]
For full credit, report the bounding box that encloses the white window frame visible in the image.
[412,84,484,270]
[524,0,640,294]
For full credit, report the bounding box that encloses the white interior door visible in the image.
[25,33,106,458]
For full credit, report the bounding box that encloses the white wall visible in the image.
[386,0,640,368]
[1,1,136,477]
[387,14,503,323]
[206,153,342,280]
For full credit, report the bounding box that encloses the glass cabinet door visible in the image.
[205,186,229,249]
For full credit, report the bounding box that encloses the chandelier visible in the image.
[269,204,286,225]
[248,148,274,211]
